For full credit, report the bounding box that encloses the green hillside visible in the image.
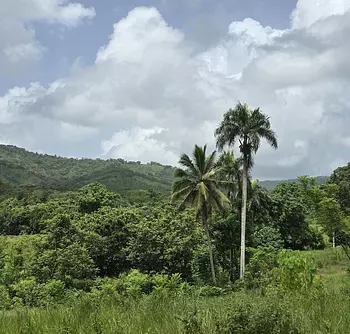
[260,176,328,191]
[0,145,329,197]
[0,145,174,195]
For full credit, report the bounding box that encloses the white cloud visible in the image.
[2,1,350,179]
[291,0,350,29]
[0,0,95,73]
[101,127,179,165]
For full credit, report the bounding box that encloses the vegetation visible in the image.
[171,145,229,284]
[0,145,174,199]
[215,102,278,278]
[1,102,350,333]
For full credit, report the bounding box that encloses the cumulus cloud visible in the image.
[1,1,350,179]
[0,0,95,74]
[101,127,179,165]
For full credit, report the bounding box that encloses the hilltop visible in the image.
[0,145,174,196]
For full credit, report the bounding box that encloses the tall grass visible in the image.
[0,249,349,334]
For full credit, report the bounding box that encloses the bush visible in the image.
[269,250,317,293]
[245,247,278,290]
[115,269,153,297]
[198,285,225,297]
[216,296,300,334]
[10,278,68,307]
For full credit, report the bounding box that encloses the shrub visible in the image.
[115,269,153,297]
[198,285,225,297]
[269,250,317,293]
[10,278,68,307]
[216,296,300,334]
[245,247,278,290]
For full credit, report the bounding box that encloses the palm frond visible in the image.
[257,128,278,149]
[204,150,217,174]
[178,154,199,175]
[171,185,193,203]
[193,145,206,174]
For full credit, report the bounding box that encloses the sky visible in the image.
[1,0,350,180]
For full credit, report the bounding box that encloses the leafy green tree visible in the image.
[316,198,344,248]
[31,215,97,289]
[215,102,278,278]
[77,183,125,213]
[329,164,350,213]
[127,204,202,279]
[271,182,321,250]
[171,145,230,284]
[76,207,137,277]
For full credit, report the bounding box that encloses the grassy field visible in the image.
[0,249,349,334]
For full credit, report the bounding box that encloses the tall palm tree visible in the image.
[171,145,230,284]
[215,102,278,279]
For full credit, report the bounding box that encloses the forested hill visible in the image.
[260,176,329,190]
[0,145,174,195]
[0,145,328,196]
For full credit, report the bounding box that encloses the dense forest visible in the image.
[1,104,350,333]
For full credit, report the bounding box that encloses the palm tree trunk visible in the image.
[202,213,217,285]
[332,231,336,249]
[240,161,248,279]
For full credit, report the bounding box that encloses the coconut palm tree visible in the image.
[215,102,278,279]
[171,144,230,284]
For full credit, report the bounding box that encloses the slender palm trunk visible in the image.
[240,161,248,279]
[332,231,336,249]
[203,213,216,285]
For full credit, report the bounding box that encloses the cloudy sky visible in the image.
[1,0,350,179]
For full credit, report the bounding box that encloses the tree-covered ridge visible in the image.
[0,145,174,195]
[259,176,329,191]
[0,145,329,199]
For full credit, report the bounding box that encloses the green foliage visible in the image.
[127,204,201,279]
[215,295,299,334]
[9,278,67,307]
[172,144,230,284]
[77,183,125,213]
[253,225,283,250]
[329,163,350,213]
[270,250,317,293]
[76,207,136,277]
[31,215,97,289]
[0,285,10,309]
[244,248,279,290]
[0,235,42,286]
[316,197,344,238]
[271,182,317,250]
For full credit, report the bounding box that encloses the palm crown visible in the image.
[171,144,230,220]
[215,102,278,168]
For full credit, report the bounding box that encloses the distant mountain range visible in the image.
[259,176,329,191]
[0,145,328,196]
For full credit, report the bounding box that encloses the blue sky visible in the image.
[1,0,350,179]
